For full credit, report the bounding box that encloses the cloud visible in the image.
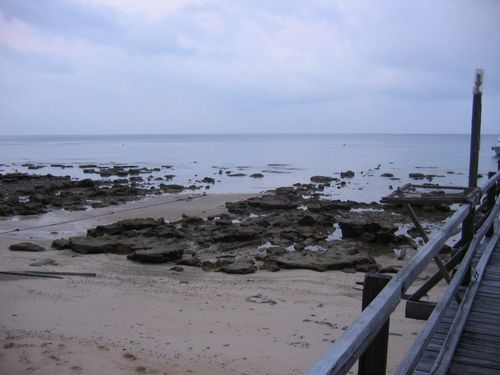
[0,0,499,134]
[0,42,72,74]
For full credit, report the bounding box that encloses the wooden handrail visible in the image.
[305,205,470,375]
[395,196,500,375]
[304,171,500,375]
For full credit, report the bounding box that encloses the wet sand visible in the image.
[0,193,444,375]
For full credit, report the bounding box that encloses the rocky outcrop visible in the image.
[52,238,71,250]
[9,242,46,252]
[310,176,335,184]
[220,260,257,274]
[336,211,398,243]
[127,246,183,263]
[275,249,377,272]
[0,173,154,217]
[340,170,355,178]
[160,184,185,193]
[69,236,133,254]
[48,180,449,275]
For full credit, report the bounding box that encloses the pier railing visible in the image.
[305,170,500,375]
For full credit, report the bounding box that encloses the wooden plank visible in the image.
[415,356,434,372]
[453,355,500,370]
[456,343,500,357]
[449,362,500,375]
[463,324,500,336]
[479,279,500,287]
[394,221,483,375]
[413,230,500,375]
[457,341,500,353]
[460,336,500,349]
[477,284,500,293]
[453,349,500,367]
[461,331,500,344]
[462,321,500,331]
[468,314,500,325]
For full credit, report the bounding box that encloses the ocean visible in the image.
[0,134,498,202]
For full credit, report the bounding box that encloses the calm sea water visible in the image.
[0,134,498,202]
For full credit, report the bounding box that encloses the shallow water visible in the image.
[0,133,498,202]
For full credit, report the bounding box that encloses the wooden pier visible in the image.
[304,70,500,375]
[304,170,500,375]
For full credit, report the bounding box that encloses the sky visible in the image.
[0,0,499,135]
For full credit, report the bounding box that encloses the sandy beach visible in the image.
[0,193,445,375]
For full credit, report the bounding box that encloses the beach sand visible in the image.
[0,193,445,375]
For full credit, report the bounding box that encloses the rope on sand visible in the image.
[0,193,206,235]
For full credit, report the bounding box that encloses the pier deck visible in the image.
[412,229,500,375]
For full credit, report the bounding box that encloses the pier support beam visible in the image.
[358,273,391,375]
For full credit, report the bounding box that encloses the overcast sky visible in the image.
[0,0,499,135]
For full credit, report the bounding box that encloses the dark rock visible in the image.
[336,212,397,243]
[220,260,257,274]
[87,218,164,237]
[409,172,425,180]
[212,227,259,242]
[182,214,204,225]
[77,179,96,188]
[79,164,98,169]
[381,173,394,177]
[265,247,287,257]
[9,242,46,252]
[260,259,281,272]
[340,170,355,178]
[202,177,215,184]
[247,195,300,210]
[170,266,184,272]
[177,256,201,267]
[52,238,71,250]
[355,262,380,273]
[228,173,246,177]
[127,246,183,263]
[276,250,376,272]
[69,236,134,254]
[310,176,335,184]
[160,184,184,193]
[250,173,264,178]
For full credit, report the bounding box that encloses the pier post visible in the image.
[462,70,484,247]
[467,69,483,189]
[358,273,391,375]
[461,69,484,284]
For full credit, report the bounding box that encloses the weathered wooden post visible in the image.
[358,273,391,375]
[468,68,484,188]
[461,69,484,284]
[462,70,484,242]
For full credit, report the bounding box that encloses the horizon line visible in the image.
[1,132,499,137]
